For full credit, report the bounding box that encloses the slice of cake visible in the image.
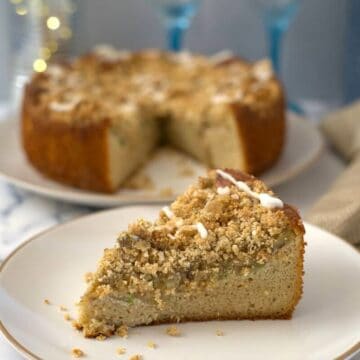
[77,169,305,337]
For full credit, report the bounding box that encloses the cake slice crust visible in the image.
[78,169,305,337]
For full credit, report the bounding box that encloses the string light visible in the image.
[33,59,47,72]
[47,16,61,30]
[15,5,27,15]
[10,0,75,73]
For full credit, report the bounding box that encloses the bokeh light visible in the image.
[33,59,47,72]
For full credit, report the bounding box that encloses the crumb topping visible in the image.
[147,340,157,349]
[96,334,107,341]
[117,347,126,355]
[129,355,142,360]
[71,348,85,358]
[84,272,93,283]
[90,170,303,307]
[64,313,72,321]
[27,49,280,127]
[117,325,129,338]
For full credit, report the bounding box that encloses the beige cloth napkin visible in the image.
[306,101,360,246]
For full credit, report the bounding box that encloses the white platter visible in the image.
[0,206,359,360]
[0,114,323,207]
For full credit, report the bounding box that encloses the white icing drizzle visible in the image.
[172,51,195,68]
[209,50,234,65]
[167,233,176,240]
[216,169,283,209]
[212,91,243,104]
[196,222,208,239]
[162,206,174,219]
[252,59,273,82]
[217,186,230,195]
[211,94,232,104]
[118,102,137,114]
[151,91,166,103]
[49,95,82,112]
[93,44,131,62]
[46,64,64,78]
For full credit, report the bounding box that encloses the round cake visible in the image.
[21,46,286,193]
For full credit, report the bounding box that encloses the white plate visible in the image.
[0,114,323,207]
[0,206,359,360]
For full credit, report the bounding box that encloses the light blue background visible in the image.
[0,0,348,104]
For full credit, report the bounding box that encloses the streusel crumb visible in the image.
[216,329,224,336]
[124,172,154,190]
[64,313,72,321]
[166,326,181,336]
[60,305,68,312]
[129,355,142,360]
[117,347,126,355]
[96,334,107,341]
[43,299,51,305]
[117,325,129,338]
[72,321,82,331]
[84,272,93,283]
[71,348,84,358]
[147,340,157,349]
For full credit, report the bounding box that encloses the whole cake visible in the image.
[78,169,304,337]
[22,47,286,193]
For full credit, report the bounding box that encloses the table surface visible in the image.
[1,104,358,359]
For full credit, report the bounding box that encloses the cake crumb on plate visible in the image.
[117,346,126,355]
[43,299,51,305]
[129,355,142,360]
[147,340,157,349]
[166,325,181,336]
[71,348,85,358]
[216,329,224,336]
[64,313,72,321]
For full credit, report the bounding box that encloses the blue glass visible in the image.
[255,0,303,113]
[149,0,200,52]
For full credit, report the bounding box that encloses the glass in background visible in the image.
[254,0,302,113]
[147,0,200,52]
[8,0,77,114]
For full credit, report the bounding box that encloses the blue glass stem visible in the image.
[167,23,185,52]
[265,19,304,115]
[266,22,284,75]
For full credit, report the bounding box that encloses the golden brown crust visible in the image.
[231,85,286,175]
[22,85,114,193]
